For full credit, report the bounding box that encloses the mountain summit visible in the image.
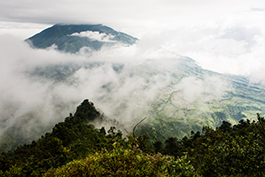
[26,24,138,53]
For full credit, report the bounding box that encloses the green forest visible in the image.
[1,99,265,176]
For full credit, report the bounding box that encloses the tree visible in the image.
[218,120,232,132]
[153,140,163,153]
[164,137,179,158]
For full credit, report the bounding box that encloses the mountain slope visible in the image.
[2,24,265,154]
[26,24,138,53]
[0,99,125,176]
[27,53,265,141]
[3,54,265,153]
[134,57,265,142]
[2,100,265,176]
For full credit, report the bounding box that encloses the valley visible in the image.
[1,24,265,154]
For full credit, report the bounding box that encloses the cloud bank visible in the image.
[0,29,232,143]
[138,11,265,83]
[69,31,115,42]
[1,0,265,81]
[0,35,175,140]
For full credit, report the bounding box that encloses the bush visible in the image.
[44,141,199,177]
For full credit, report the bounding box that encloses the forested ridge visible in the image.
[1,99,265,176]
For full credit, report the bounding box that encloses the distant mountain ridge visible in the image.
[26,24,138,53]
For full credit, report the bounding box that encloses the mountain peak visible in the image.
[26,24,138,53]
[65,99,101,124]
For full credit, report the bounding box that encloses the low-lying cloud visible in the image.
[173,76,228,103]
[147,14,265,83]
[0,35,178,141]
[1,14,265,144]
[69,31,116,42]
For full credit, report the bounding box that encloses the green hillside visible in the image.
[0,100,197,176]
[135,57,265,144]
[1,99,265,176]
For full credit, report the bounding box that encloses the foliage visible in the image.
[2,99,265,176]
[43,139,198,177]
[0,99,124,176]
[160,114,265,176]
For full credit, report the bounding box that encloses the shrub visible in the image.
[44,141,199,177]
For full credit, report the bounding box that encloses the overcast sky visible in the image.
[0,1,264,36]
[1,0,265,76]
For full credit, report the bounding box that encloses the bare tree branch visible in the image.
[133,117,147,137]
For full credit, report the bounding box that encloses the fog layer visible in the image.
[0,25,263,142]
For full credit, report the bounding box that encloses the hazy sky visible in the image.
[0,0,264,37]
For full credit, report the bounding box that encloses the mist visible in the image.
[1,15,265,143]
[0,34,179,141]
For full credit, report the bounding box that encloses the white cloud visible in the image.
[69,31,116,42]
[0,35,175,139]
[1,0,265,35]
[0,21,51,39]
[173,76,228,103]
[137,9,265,81]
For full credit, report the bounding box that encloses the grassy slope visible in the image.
[136,58,265,142]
